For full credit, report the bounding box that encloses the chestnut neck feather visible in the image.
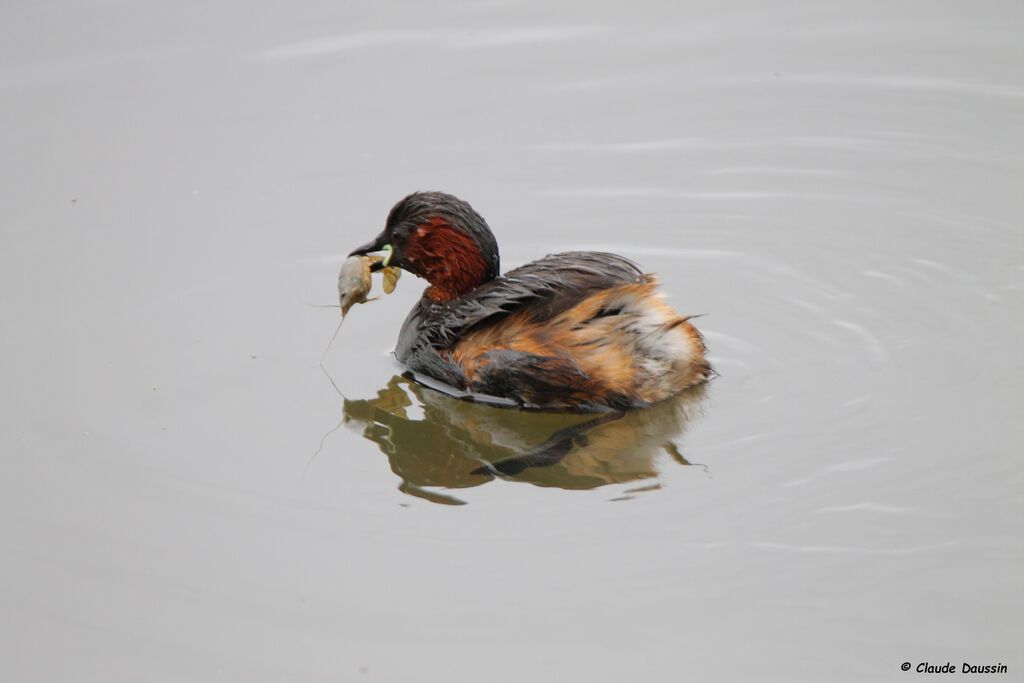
[404,219,491,302]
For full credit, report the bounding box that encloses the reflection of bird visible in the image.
[342,377,706,504]
[349,192,712,411]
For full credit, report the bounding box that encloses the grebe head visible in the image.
[350,192,500,302]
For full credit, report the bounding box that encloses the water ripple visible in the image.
[540,187,870,202]
[751,540,961,555]
[770,74,1024,101]
[832,319,889,363]
[816,502,953,518]
[254,26,600,61]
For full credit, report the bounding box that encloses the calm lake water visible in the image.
[2,1,1022,681]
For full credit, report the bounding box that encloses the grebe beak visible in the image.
[349,235,392,270]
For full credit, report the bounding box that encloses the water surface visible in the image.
[1,1,1022,681]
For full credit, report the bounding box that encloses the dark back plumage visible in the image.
[396,251,643,361]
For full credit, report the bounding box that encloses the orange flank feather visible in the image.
[450,278,709,407]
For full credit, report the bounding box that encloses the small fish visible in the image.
[337,254,403,318]
[338,255,376,317]
[323,254,403,375]
[381,265,401,294]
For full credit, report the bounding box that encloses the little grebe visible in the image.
[350,191,711,411]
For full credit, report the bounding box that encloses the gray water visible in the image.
[2,2,1022,681]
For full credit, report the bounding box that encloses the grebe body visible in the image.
[350,192,711,411]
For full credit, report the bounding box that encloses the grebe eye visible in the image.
[382,244,393,267]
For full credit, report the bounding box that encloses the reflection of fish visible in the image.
[340,375,707,503]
